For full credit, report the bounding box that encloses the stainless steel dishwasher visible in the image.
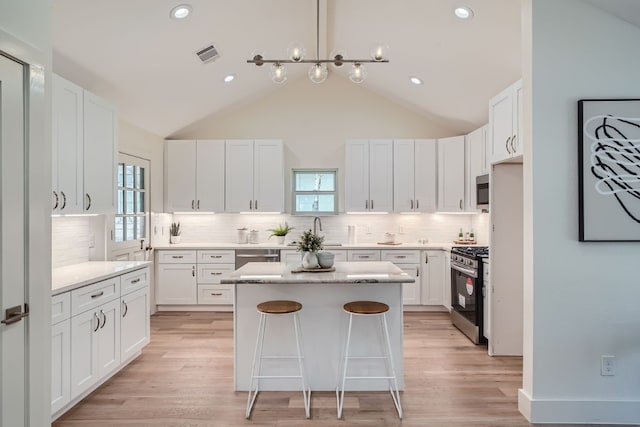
[235,249,281,269]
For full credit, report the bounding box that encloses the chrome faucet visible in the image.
[313,216,322,235]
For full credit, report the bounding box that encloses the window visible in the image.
[291,169,338,215]
[115,160,147,242]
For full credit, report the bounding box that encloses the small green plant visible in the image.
[170,222,181,236]
[268,222,294,238]
[296,229,324,252]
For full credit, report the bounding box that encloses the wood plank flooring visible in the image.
[54,312,531,427]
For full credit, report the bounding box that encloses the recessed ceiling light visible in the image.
[454,6,474,19]
[223,74,235,83]
[410,76,423,85]
[170,4,192,19]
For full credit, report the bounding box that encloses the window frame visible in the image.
[291,168,339,216]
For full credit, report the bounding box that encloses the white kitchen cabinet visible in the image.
[225,139,284,212]
[345,139,393,212]
[483,260,490,341]
[83,91,117,214]
[52,74,118,215]
[443,252,452,311]
[164,140,225,212]
[393,139,437,212]
[347,249,381,261]
[120,286,150,362]
[51,320,71,415]
[420,250,446,306]
[489,79,523,164]
[96,298,121,379]
[157,263,197,304]
[381,250,421,305]
[52,74,84,214]
[437,136,466,212]
[465,126,488,211]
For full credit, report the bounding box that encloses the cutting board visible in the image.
[291,266,336,273]
[377,241,402,245]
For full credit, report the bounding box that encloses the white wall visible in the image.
[520,0,640,423]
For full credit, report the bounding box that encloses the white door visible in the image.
[253,140,284,212]
[344,139,370,212]
[196,140,225,212]
[225,140,254,212]
[165,140,196,212]
[97,299,121,379]
[83,91,117,214]
[70,309,99,397]
[512,80,524,157]
[437,136,465,212]
[368,139,393,212]
[0,53,27,427]
[109,154,150,262]
[466,127,485,211]
[157,264,197,304]
[121,287,150,361]
[398,264,420,305]
[489,85,514,163]
[414,139,437,212]
[51,320,71,414]
[421,251,445,305]
[393,139,415,212]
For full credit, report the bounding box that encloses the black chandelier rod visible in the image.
[247,58,389,65]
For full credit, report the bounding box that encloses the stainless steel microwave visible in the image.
[476,174,489,211]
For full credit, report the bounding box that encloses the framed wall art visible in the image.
[578,99,640,241]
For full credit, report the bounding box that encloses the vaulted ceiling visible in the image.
[52,0,521,137]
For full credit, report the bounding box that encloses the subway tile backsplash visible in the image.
[52,216,91,268]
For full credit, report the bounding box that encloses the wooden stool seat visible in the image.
[343,301,389,315]
[257,300,302,314]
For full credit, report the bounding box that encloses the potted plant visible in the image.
[170,222,181,244]
[268,222,294,245]
[296,229,324,268]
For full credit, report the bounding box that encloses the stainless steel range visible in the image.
[450,246,488,344]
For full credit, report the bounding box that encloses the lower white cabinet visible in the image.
[157,263,197,304]
[121,287,150,361]
[420,251,446,305]
[51,320,71,414]
[397,264,421,305]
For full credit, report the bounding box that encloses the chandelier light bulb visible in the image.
[371,44,387,62]
[271,63,288,84]
[349,63,366,84]
[287,43,306,62]
[308,63,328,84]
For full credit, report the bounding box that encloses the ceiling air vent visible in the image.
[196,44,221,64]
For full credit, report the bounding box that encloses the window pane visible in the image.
[125,164,134,188]
[118,163,124,187]
[125,191,134,214]
[115,217,124,242]
[125,217,135,241]
[135,191,145,214]
[135,166,145,190]
[295,172,335,191]
[136,216,146,239]
[117,190,124,215]
[295,194,335,212]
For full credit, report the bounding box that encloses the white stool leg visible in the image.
[293,312,311,418]
[336,312,353,419]
[381,312,402,419]
[246,312,266,419]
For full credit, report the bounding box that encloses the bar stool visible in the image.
[245,300,311,419]
[335,301,402,419]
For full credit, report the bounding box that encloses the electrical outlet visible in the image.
[88,234,95,249]
[601,355,615,376]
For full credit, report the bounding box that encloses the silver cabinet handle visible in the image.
[505,136,512,154]
[172,255,184,259]
[511,134,517,153]
[459,199,463,210]
[91,291,104,299]
[210,293,223,296]
[131,278,141,284]
[93,313,100,332]
[416,266,419,277]
[100,310,106,329]
[416,200,419,209]
[395,255,407,259]
[210,272,222,275]
[210,255,222,259]
[85,193,92,211]
[255,200,258,210]
[249,200,252,210]
[53,191,59,210]
[365,200,368,210]
[197,200,200,210]
[60,191,67,210]
[192,266,196,277]
[410,199,414,209]
[425,254,429,264]
[358,255,370,259]
[371,200,374,210]
[122,300,128,318]
[191,200,195,210]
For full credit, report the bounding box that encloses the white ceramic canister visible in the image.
[237,228,248,244]
[248,229,259,244]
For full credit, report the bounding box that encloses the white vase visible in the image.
[301,251,319,269]
[276,235,285,245]
[170,235,181,244]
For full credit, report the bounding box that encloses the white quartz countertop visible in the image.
[153,242,479,251]
[52,261,152,295]
[221,261,414,284]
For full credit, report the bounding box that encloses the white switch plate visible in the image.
[601,355,615,376]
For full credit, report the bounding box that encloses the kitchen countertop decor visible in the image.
[153,242,478,251]
[52,261,152,295]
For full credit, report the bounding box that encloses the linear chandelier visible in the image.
[247,0,389,84]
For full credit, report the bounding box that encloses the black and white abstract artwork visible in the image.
[579,99,640,241]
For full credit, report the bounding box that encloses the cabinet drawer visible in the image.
[197,250,235,264]
[381,250,420,263]
[330,250,347,262]
[347,250,381,261]
[198,285,234,305]
[197,263,236,284]
[281,250,301,264]
[71,277,120,316]
[52,292,71,325]
[157,250,197,264]
[121,267,150,296]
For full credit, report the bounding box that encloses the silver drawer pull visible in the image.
[210,255,222,258]
[210,293,223,296]
[210,272,222,275]
[395,255,407,259]
[172,255,184,259]
[91,291,104,299]
[131,278,141,284]
[358,255,370,258]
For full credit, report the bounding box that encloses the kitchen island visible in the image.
[222,261,413,391]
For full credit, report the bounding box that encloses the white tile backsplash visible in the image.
[52,216,91,268]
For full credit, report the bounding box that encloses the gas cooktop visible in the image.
[451,246,489,258]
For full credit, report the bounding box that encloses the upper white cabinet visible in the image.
[437,136,465,212]
[164,140,225,212]
[489,79,523,164]
[52,74,117,215]
[225,139,284,212]
[465,125,489,211]
[345,139,393,212]
[393,139,437,213]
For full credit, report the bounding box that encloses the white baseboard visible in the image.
[518,388,640,424]
[156,304,233,312]
[402,305,448,312]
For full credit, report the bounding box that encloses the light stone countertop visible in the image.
[52,261,152,295]
[153,242,480,251]
[221,261,414,284]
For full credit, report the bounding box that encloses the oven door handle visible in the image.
[451,263,477,278]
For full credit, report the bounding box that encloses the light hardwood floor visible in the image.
[54,312,531,427]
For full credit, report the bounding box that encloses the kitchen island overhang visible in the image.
[222,261,413,391]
